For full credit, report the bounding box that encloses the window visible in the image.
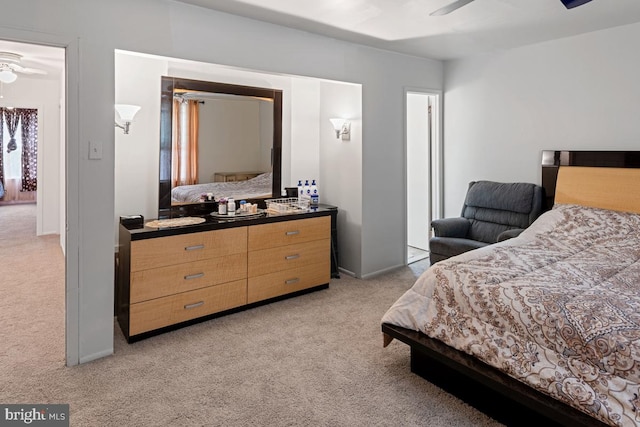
[0,107,38,194]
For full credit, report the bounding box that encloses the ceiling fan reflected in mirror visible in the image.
[0,52,47,84]
[430,0,594,16]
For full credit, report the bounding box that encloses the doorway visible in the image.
[406,89,442,264]
[0,38,66,364]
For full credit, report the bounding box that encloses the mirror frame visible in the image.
[158,76,283,217]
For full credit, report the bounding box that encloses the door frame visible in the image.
[0,26,80,366]
[403,87,443,265]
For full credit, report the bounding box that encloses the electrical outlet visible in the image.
[89,140,103,160]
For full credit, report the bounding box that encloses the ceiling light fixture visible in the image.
[0,67,17,84]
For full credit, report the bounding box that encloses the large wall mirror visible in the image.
[159,77,282,216]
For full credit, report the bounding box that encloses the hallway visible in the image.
[0,204,65,376]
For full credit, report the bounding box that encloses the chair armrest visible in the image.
[431,218,470,238]
[497,228,524,242]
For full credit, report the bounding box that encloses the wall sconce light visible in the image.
[329,118,351,141]
[115,104,141,134]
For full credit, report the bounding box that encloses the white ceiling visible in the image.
[174,0,640,60]
[2,1,640,74]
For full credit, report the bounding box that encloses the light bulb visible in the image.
[0,69,17,84]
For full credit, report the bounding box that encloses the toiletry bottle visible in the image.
[218,199,227,215]
[239,200,246,213]
[228,198,236,216]
[304,180,310,197]
[310,179,317,197]
[297,180,303,200]
[311,189,319,206]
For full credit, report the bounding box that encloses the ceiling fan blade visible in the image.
[430,0,475,16]
[20,67,47,75]
[560,0,593,9]
[9,64,47,75]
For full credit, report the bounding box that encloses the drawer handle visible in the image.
[185,244,205,251]
[285,278,300,285]
[285,230,300,236]
[184,301,205,310]
[285,254,300,260]
[184,273,205,280]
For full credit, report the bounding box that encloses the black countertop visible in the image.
[121,204,337,241]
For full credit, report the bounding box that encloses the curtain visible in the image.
[171,99,199,187]
[4,108,20,154]
[0,109,4,197]
[20,108,38,191]
[188,100,199,184]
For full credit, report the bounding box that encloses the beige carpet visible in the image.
[0,204,502,426]
[0,204,65,372]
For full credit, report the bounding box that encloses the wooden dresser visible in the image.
[247,217,330,303]
[117,208,334,342]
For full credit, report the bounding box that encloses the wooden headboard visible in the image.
[542,150,640,214]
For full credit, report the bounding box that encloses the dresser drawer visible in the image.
[248,216,330,250]
[247,259,330,303]
[131,227,247,271]
[130,253,247,303]
[129,279,247,336]
[248,239,330,277]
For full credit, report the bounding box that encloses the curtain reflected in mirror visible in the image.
[172,99,199,187]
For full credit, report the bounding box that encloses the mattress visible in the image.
[382,204,640,426]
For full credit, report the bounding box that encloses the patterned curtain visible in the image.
[4,108,20,154]
[19,108,38,191]
[0,108,4,186]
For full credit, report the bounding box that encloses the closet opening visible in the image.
[405,89,442,265]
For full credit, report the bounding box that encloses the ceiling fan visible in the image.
[430,0,594,16]
[0,51,47,84]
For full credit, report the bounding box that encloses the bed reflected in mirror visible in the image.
[159,77,282,217]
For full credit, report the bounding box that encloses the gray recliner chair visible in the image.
[429,181,545,265]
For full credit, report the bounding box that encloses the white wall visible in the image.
[115,52,364,274]
[0,76,61,236]
[115,53,167,226]
[289,78,321,187]
[197,99,264,181]
[443,22,640,217]
[1,0,442,364]
[319,80,362,276]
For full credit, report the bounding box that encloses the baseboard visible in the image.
[360,263,404,279]
[338,267,356,278]
[79,348,113,365]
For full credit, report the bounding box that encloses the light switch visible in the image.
[89,140,103,160]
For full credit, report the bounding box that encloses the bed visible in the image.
[382,151,640,427]
[171,172,272,203]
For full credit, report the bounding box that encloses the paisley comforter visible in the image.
[382,204,640,426]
